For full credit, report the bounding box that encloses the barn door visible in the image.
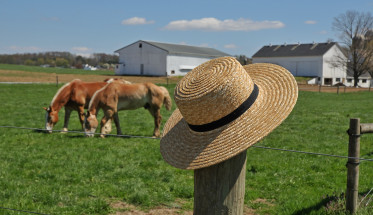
[140,64,144,75]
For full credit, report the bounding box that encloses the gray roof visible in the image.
[116,40,230,58]
[252,42,339,58]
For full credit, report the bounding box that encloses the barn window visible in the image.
[336,78,341,82]
[347,79,352,83]
[139,43,142,48]
[324,78,332,85]
[362,79,367,83]
[171,70,175,74]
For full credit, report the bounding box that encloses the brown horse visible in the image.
[84,81,172,138]
[44,78,130,133]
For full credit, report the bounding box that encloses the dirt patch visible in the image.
[0,70,181,84]
[110,201,193,215]
[109,200,260,215]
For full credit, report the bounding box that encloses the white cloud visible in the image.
[71,47,93,57]
[163,17,284,31]
[121,17,155,25]
[305,20,317,25]
[9,46,42,53]
[72,47,91,52]
[224,44,237,49]
[75,53,92,58]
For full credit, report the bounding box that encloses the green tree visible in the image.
[24,59,35,66]
[36,58,45,65]
[235,55,251,65]
[55,58,69,68]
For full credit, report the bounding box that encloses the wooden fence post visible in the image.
[319,85,321,93]
[56,75,59,87]
[194,150,247,215]
[346,118,361,214]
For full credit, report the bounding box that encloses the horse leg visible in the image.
[148,107,162,138]
[77,106,85,130]
[113,112,123,135]
[62,108,72,133]
[100,109,114,138]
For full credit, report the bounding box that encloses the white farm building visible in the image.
[251,42,369,86]
[114,40,230,76]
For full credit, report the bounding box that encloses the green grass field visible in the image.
[2,83,373,214]
[0,63,114,76]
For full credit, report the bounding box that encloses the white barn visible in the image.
[252,42,353,86]
[115,40,230,76]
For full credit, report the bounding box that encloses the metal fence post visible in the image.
[346,118,361,214]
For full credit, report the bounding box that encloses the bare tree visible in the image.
[332,10,373,87]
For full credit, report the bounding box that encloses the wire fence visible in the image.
[1,125,373,162]
[2,124,373,214]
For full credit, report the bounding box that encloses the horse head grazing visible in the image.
[43,106,58,133]
[84,111,98,137]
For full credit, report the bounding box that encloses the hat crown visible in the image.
[174,57,255,126]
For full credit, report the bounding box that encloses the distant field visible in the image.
[2,83,373,214]
[0,63,114,75]
[0,64,182,84]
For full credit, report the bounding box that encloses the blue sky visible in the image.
[1,0,373,57]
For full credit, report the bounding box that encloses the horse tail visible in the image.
[160,86,172,111]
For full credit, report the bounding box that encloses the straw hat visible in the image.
[160,57,298,170]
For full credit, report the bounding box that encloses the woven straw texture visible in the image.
[160,57,298,170]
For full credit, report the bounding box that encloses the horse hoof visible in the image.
[61,128,68,133]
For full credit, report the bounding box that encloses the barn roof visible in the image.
[115,40,230,58]
[252,42,340,58]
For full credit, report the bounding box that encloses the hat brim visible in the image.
[160,63,298,169]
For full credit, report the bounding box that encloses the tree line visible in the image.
[0,52,119,69]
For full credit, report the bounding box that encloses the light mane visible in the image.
[88,83,109,111]
[50,81,72,106]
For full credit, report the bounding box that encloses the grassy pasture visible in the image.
[0,63,114,76]
[1,83,373,214]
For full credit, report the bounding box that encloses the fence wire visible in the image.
[2,125,373,162]
[2,124,373,214]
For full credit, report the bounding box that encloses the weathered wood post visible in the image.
[319,84,321,93]
[56,75,59,87]
[194,150,247,215]
[346,118,360,214]
[337,85,340,94]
